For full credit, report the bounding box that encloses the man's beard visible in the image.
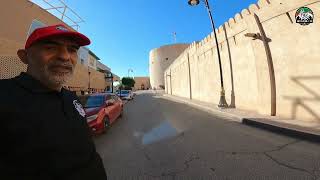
[41,60,75,87]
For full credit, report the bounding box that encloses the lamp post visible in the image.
[188,0,228,108]
[106,72,114,93]
[128,68,133,78]
[88,71,91,94]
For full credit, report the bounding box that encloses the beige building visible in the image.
[164,0,320,122]
[0,0,116,94]
[133,77,150,90]
[96,61,120,92]
[149,44,189,89]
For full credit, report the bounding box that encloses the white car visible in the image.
[128,90,135,99]
[117,90,133,100]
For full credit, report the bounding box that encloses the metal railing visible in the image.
[30,0,85,30]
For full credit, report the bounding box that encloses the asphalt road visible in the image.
[94,91,320,180]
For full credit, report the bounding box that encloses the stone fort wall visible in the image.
[165,0,320,121]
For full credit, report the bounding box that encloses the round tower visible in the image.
[149,43,189,89]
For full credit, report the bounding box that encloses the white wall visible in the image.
[78,47,89,66]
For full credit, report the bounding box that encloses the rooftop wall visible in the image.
[134,77,150,90]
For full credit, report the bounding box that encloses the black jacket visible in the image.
[0,73,107,180]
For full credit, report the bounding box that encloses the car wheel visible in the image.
[103,116,110,133]
[119,107,123,118]
[119,108,123,118]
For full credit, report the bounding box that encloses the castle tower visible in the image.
[149,43,189,89]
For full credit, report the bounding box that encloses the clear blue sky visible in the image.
[32,0,257,78]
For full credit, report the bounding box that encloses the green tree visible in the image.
[121,77,135,89]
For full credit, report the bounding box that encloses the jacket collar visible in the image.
[14,72,64,93]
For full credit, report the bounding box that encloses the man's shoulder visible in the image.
[0,78,20,105]
[63,89,80,101]
[63,89,77,96]
[0,77,15,84]
[0,78,17,92]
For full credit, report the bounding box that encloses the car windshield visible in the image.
[120,90,129,94]
[80,95,105,108]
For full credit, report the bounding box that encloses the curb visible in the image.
[162,94,242,122]
[242,118,320,143]
[162,94,320,143]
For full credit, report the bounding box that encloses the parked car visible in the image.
[128,90,135,99]
[117,90,133,100]
[78,93,123,134]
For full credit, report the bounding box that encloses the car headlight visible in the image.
[87,114,98,122]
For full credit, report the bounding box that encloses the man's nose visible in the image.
[57,46,71,61]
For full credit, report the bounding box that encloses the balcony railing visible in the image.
[30,0,84,30]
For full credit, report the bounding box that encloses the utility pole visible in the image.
[173,32,177,43]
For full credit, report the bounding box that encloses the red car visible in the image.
[79,93,123,134]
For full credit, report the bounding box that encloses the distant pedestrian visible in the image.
[0,24,107,179]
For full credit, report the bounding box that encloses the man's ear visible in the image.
[17,49,28,64]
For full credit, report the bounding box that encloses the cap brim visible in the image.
[26,31,91,48]
[57,31,91,46]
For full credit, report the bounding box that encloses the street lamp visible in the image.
[106,72,114,93]
[128,68,133,78]
[188,0,228,108]
[88,71,91,93]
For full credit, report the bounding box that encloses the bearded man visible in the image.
[0,24,107,180]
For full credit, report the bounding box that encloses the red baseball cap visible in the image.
[25,24,90,49]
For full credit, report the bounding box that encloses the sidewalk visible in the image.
[160,93,320,142]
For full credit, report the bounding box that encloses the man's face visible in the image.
[24,37,80,88]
